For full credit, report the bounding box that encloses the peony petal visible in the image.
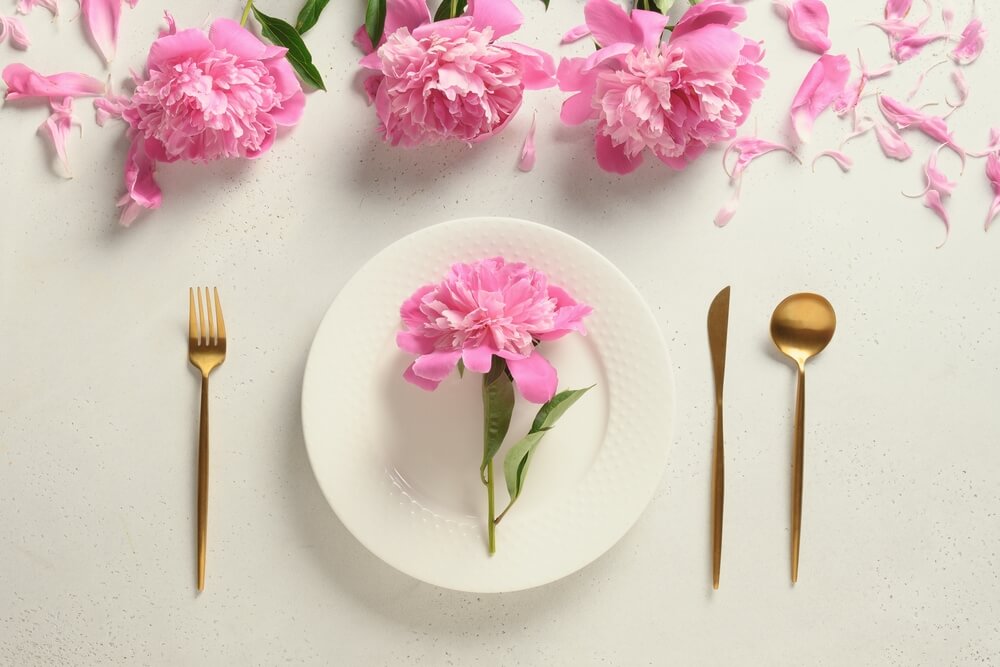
[37,96,76,176]
[790,54,851,143]
[499,41,555,90]
[630,9,670,52]
[723,136,800,181]
[462,345,495,374]
[1,16,30,49]
[595,131,644,174]
[208,18,267,59]
[891,32,948,62]
[561,23,591,45]
[411,349,462,382]
[986,153,1000,229]
[396,331,435,355]
[353,23,374,54]
[905,59,946,101]
[885,0,913,20]
[80,0,121,63]
[403,363,441,391]
[923,189,950,244]
[2,63,105,100]
[668,24,743,71]
[506,351,557,404]
[714,183,741,227]
[147,27,214,69]
[952,18,985,65]
[945,69,969,113]
[671,0,746,39]
[877,94,964,161]
[518,113,536,172]
[775,0,832,54]
[16,0,59,16]
[466,0,522,39]
[874,123,913,160]
[812,149,853,172]
[584,0,638,48]
[117,137,161,227]
[93,93,128,125]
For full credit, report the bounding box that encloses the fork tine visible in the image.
[213,287,226,342]
[189,288,197,343]
[205,286,216,344]
[197,286,206,345]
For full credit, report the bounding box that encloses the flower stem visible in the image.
[239,0,254,27]
[487,459,496,555]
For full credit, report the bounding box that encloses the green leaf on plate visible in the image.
[502,386,593,509]
[434,0,467,21]
[295,0,331,34]
[479,356,515,483]
[252,7,326,90]
[365,0,388,47]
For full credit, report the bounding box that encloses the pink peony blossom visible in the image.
[557,0,767,174]
[397,257,591,404]
[357,0,555,147]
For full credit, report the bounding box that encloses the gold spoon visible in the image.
[770,293,836,585]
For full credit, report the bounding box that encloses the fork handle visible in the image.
[197,374,209,592]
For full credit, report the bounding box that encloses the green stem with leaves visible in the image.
[486,460,496,554]
[239,0,254,27]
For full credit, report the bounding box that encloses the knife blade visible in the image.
[707,286,730,590]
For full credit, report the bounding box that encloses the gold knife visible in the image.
[707,286,731,590]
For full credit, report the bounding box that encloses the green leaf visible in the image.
[252,7,326,90]
[365,0,388,46]
[295,0,330,33]
[541,0,550,9]
[434,0,467,21]
[457,359,465,378]
[479,357,515,483]
[653,0,675,13]
[502,386,594,509]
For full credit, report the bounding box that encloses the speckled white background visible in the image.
[2,0,999,664]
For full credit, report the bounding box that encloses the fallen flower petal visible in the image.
[560,24,591,44]
[874,123,913,160]
[892,31,948,62]
[812,149,853,172]
[0,15,31,49]
[790,53,851,142]
[905,59,946,100]
[923,189,950,242]
[952,18,985,65]
[93,92,129,126]
[715,185,741,227]
[945,69,969,113]
[885,0,913,20]
[80,0,121,63]
[117,138,162,227]
[969,128,1000,158]
[723,136,801,181]
[774,0,831,54]
[16,0,58,16]
[37,96,77,176]
[518,114,536,172]
[942,5,953,30]
[2,63,105,100]
[877,94,964,162]
[986,152,1000,229]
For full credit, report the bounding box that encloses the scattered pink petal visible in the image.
[866,61,897,78]
[885,0,913,20]
[774,0,831,54]
[905,146,956,244]
[951,18,985,65]
[905,60,946,100]
[874,123,913,160]
[16,0,58,16]
[2,63,106,100]
[715,186,741,227]
[790,53,851,142]
[118,138,162,227]
[518,113,536,172]
[985,152,1000,229]
[723,136,800,181]
[37,96,78,177]
[840,114,876,146]
[560,24,591,44]
[969,128,1000,158]
[80,0,121,63]
[0,15,31,49]
[812,149,853,172]
[93,92,129,126]
[942,5,954,30]
[945,69,969,113]
[892,31,948,62]
[923,189,950,242]
[877,94,964,162]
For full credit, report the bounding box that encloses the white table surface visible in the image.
[3,0,999,664]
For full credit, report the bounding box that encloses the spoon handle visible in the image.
[791,366,805,584]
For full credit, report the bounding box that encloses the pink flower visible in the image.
[397,257,592,404]
[358,0,555,147]
[123,18,305,163]
[557,0,767,174]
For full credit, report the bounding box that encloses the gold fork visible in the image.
[188,287,226,592]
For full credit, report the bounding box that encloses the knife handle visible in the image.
[711,400,724,590]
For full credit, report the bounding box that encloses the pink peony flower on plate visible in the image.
[557,0,768,174]
[397,257,591,404]
[357,0,555,147]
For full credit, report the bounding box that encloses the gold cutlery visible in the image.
[770,293,836,584]
[707,286,730,590]
[188,287,227,592]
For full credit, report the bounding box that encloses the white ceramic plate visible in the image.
[301,218,674,592]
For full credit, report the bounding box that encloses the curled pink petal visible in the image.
[518,113,536,172]
[952,18,985,65]
[561,24,591,45]
[877,94,964,162]
[790,53,851,142]
[970,128,1000,158]
[723,136,800,181]
[466,0,524,40]
[507,351,557,404]
[714,185,741,227]
[403,363,441,391]
[672,0,747,39]
[985,152,1000,230]
[38,97,77,176]
[595,132,643,174]
[892,31,948,62]
[905,59,946,101]
[584,0,667,51]
[945,69,969,113]
[774,0,831,54]
[0,15,31,49]
[80,0,121,63]
[812,149,852,172]
[411,349,463,383]
[93,92,129,126]
[461,345,495,374]
[16,0,59,16]
[923,188,950,243]
[2,63,105,100]
[118,138,161,227]
[874,123,913,160]
[885,0,913,20]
